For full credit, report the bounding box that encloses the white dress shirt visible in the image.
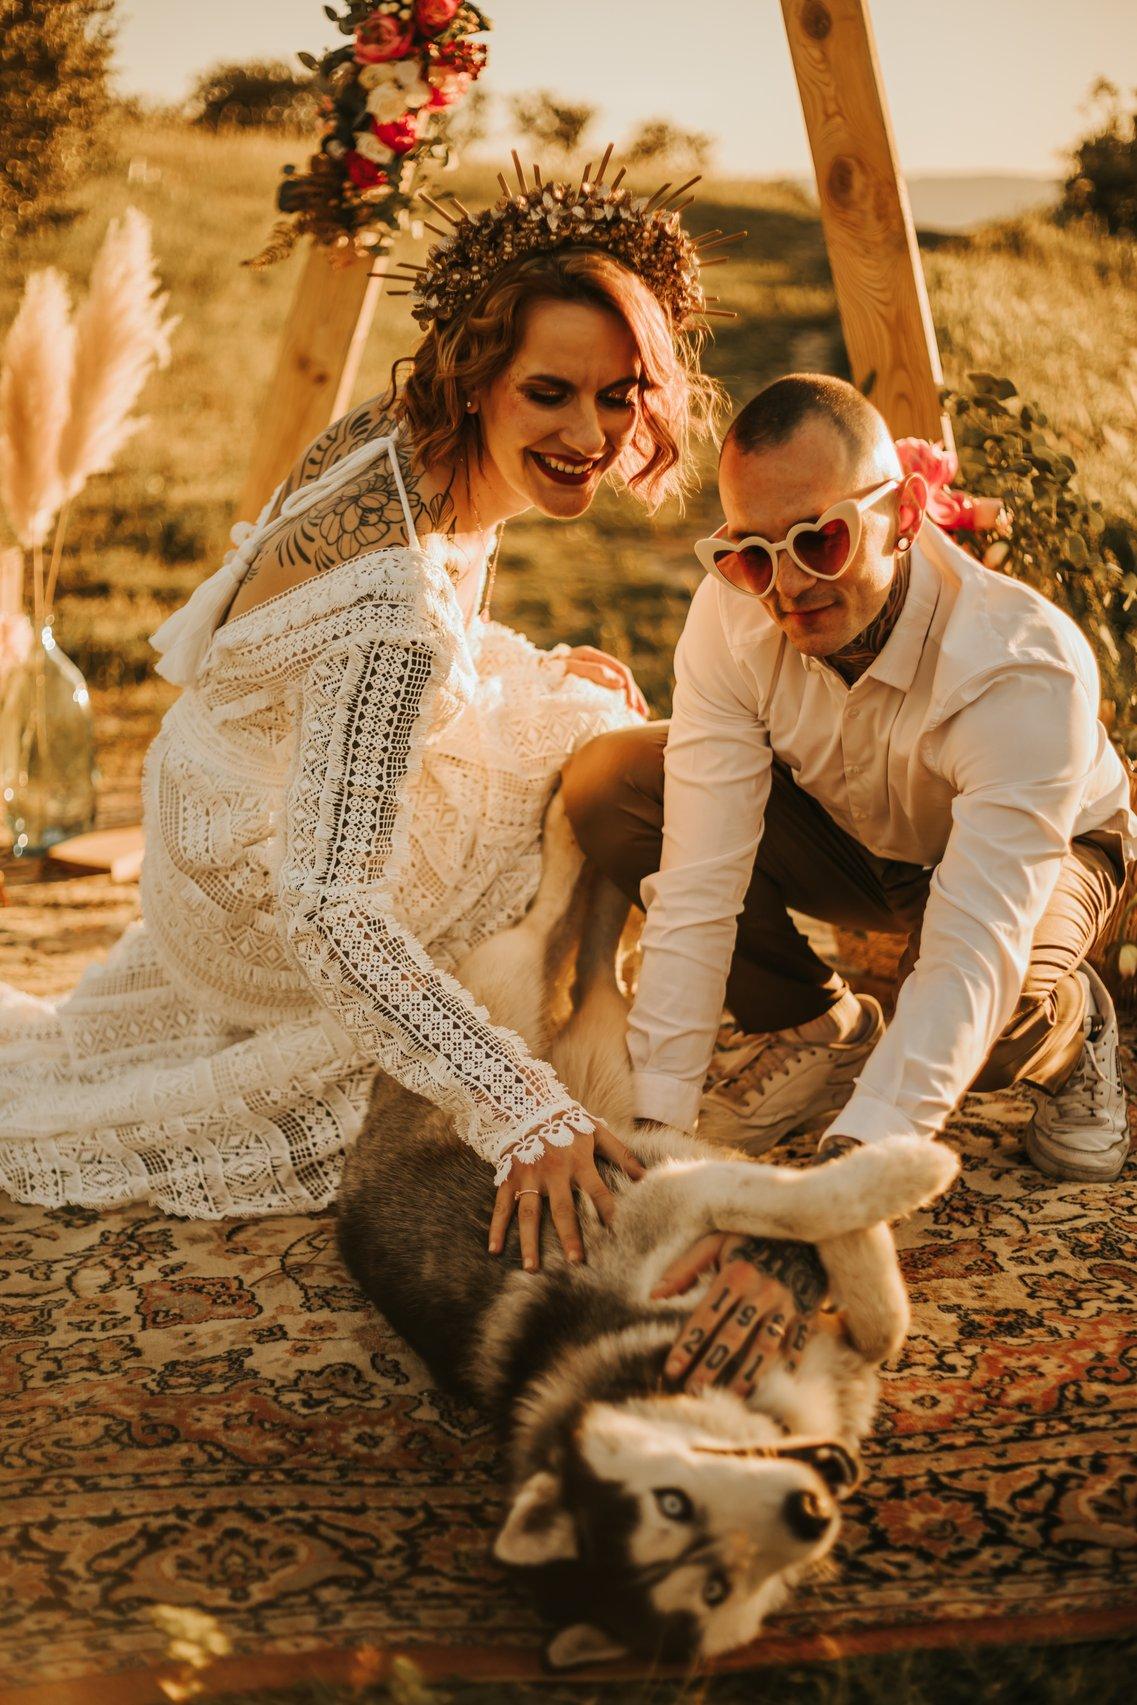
[629,523,1136,1140]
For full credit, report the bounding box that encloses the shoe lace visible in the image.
[712,1027,812,1096]
[1057,1023,1111,1122]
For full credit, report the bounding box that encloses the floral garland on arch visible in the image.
[247,2,491,268]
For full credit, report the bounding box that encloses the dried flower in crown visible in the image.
[382,149,745,333]
[247,1,491,268]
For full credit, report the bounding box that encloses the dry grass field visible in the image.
[2,117,1134,740]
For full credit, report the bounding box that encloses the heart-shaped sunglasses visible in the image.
[693,479,900,599]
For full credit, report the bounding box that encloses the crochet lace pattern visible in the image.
[0,437,634,1217]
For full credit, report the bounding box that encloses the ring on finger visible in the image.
[514,1188,542,1202]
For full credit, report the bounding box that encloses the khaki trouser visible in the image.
[562,722,1125,1095]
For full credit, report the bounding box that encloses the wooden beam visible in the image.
[235,243,387,521]
[781,0,952,446]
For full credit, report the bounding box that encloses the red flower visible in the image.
[355,14,416,64]
[415,0,462,37]
[426,37,486,105]
[373,113,421,154]
[345,152,389,189]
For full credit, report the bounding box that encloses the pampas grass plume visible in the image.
[58,207,177,503]
[0,268,75,550]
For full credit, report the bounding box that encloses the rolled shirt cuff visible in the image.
[632,1070,703,1134]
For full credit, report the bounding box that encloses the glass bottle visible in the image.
[0,624,98,855]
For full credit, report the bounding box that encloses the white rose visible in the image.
[354,129,389,163]
[365,59,432,121]
[357,63,392,91]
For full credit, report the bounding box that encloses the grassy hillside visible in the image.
[2,119,1134,724]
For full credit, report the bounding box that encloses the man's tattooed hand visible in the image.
[728,1236,828,1314]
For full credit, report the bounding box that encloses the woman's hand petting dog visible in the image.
[488,1122,646,1271]
[652,1232,829,1398]
[561,645,648,718]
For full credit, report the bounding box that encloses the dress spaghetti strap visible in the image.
[382,436,420,549]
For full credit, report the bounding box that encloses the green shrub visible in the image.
[0,0,115,237]
[1061,79,1137,236]
[187,61,320,133]
[942,373,1137,744]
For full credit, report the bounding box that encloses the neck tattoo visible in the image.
[830,551,912,685]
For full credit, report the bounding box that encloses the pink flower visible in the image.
[928,485,978,531]
[345,152,389,189]
[355,14,416,64]
[895,436,1007,535]
[415,0,462,37]
[373,113,421,154]
[895,436,959,490]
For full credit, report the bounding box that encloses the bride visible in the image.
[0,171,721,1260]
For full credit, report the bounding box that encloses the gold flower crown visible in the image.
[382,145,744,332]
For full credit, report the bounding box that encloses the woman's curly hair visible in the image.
[392,247,724,512]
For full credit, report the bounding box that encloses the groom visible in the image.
[564,374,1134,1195]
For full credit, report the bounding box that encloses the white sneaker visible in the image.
[699,996,885,1153]
[1027,963,1130,1182]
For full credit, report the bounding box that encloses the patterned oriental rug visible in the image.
[1,891,1136,1696]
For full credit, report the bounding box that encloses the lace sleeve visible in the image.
[276,608,594,1185]
[475,617,570,676]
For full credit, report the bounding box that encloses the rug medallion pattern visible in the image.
[2,1042,1135,1684]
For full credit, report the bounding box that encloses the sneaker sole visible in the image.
[698,1091,860,1155]
[1025,1122,1130,1183]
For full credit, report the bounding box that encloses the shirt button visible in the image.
[847,765,861,776]
[847,707,861,720]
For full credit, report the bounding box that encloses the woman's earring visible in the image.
[897,533,911,553]
[465,399,477,414]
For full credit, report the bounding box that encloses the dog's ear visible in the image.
[545,1621,628,1670]
[494,1470,577,1565]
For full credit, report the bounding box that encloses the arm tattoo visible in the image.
[830,551,911,685]
[245,395,456,591]
[731,1236,828,1314]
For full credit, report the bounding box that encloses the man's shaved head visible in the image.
[712,372,926,662]
[722,374,899,483]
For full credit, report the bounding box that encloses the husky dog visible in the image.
[337,797,957,1669]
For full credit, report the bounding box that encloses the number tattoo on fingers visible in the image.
[730,1237,828,1314]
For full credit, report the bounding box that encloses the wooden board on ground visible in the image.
[46,825,145,884]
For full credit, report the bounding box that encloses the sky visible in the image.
[114,0,1137,178]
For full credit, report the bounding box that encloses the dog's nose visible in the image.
[806,1441,860,1496]
[781,1440,860,1497]
[782,1488,835,1543]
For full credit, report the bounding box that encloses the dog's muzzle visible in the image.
[779,1440,860,1496]
[691,1438,860,1498]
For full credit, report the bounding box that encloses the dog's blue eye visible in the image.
[703,1569,730,1607]
[653,1487,694,1522]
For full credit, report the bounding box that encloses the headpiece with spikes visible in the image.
[382,146,744,332]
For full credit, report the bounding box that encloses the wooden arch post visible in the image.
[238,0,949,520]
[782,0,951,444]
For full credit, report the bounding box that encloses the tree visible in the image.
[1061,79,1137,236]
[0,0,116,238]
[624,119,716,173]
[187,60,320,133]
[507,91,595,160]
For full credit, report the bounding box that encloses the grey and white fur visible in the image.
[337,794,958,1670]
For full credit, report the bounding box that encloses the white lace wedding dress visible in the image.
[0,435,637,1217]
